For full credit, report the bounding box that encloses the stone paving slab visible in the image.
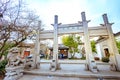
[19,60,120,80]
[23,69,120,79]
[19,74,119,80]
[19,75,80,80]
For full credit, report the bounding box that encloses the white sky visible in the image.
[24,0,120,45]
[25,0,120,33]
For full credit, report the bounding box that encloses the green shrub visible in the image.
[102,57,109,63]
[80,56,86,60]
[0,59,8,75]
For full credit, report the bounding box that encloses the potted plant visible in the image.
[102,57,109,63]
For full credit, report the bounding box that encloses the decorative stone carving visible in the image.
[6,47,25,67]
[90,60,98,73]
[110,63,117,71]
[50,60,56,71]
[4,47,25,80]
[24,55,35,69]
[50,60,61,71]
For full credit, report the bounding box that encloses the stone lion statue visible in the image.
[6,47,25,67]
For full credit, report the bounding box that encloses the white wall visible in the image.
[115,35,120,41]
[96,39,109,59]
[96,43,102,59]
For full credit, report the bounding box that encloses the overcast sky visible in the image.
[26,0,120,33]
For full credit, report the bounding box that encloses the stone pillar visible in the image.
[81,12,97,72]
[102,14,120,71]
[34,21,41,69]
[50,15,60,71]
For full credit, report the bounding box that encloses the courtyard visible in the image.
[18,60,120,80]
[1,0,120,80]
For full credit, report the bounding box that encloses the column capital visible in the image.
[81,12,86,21]
[54,15,58,24]
[51,15,61,28]
[102,14,114,25]
[102,14,109,24]
[81,12,90,24]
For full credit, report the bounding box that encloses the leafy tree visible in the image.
[91,40,97,53]
[116,40,120,54]
[62,34,81,58]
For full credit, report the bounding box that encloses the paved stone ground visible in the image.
[19,75,83,80]
[18,75,117,80]
[19,74,119,80]
[2,60,119,80]
[18,60,120,80]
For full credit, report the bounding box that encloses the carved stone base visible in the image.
[50,60,61,71]
[4,66,24,80]
[89,61,98,73]
[85,64,89,71]
[110,63,117,71]
[24,57,35,70]
[36,62,40,69]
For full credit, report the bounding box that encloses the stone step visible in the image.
[23,70,120,79]
[23,63,119,79]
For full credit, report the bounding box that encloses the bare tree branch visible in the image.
[0,0,41,58]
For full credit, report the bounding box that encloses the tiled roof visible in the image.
[114,31,120,37]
